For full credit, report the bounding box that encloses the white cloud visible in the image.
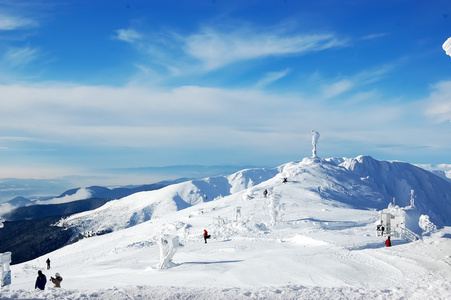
[184,28,347,70]
[322,79,353,98]
[0,81,423,154]
[424,81,451,123]
[0,13,37,30]
[361,33,388,40]
[115,29,142,43]
[3,46,38,66]
[256,69,291,88]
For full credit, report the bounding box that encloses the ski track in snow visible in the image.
[2,157,451,299]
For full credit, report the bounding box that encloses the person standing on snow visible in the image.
[35,270,47,290]
[385,236,391,247]
[50,272,63,288]
[203,229,211,243]
[46,258,51,270]
[263,189,268,198]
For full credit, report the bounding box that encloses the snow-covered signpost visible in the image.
[0,217,12,288]
[312,130,320,158]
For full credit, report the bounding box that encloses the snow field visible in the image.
[2,157,451,299]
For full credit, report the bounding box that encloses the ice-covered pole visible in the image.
[312,130,320,158]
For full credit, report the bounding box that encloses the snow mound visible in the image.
[286,234,329,246]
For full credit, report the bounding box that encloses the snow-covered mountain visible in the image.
[0,180,185,220]
[59,156,451,239]
[2,155,451,299]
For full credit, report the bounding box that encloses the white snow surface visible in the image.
[2,156,451,299]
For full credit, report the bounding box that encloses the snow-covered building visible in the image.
[379,191,420,242]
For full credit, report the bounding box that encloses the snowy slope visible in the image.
[58,167,278,237]
[59,156,451,239]
[2,156,451,299]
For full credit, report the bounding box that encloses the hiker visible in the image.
[203,229,211,243]
[263,189,268,198]
[46,258,51,270]
[50,272,63,288]
[283,177,288,183]
[385,236,391,247]
[35,270,47,290]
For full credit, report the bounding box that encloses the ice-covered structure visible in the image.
[158,235,179,270]
[443,37,451,58]
[312,130,320,158]
[0,217,11,288]
[1,252,11,287]
[378,190,420,242]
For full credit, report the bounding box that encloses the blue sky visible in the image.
[1,0,451,183]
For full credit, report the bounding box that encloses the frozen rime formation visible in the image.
[312,130,320,158]
[443,37,451,57]
[158,235,179,269]
[419,215,437,235]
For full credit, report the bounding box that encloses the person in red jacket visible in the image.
[385,236,391,247]
[203,229,211,243]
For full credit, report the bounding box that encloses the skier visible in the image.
[203,229,211,244]
[283,177,288,183]
[46,258,51,270]
[385,236,391,247]
[263,189,268,198]
[50,272,63,288]
[35,270,47,290]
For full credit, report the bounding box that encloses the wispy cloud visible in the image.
[255,69,291,88]
[114,29,142,43]
[361,33,388,40]
[0,13,37,30]
[322,79,353,98]
[424,81,451,123]
[184,28,348,70]
[2,46,38,66]
[115,25,348,74]
[320,65,392,99]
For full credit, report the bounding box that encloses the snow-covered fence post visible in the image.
[158,235,179,270]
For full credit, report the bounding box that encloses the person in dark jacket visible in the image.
[46,258,51,270]
[203,229,211,243]
[385,236,391,247]
[35,270,47,290]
